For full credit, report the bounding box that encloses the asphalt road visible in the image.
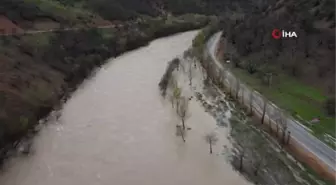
[207,32,336,172]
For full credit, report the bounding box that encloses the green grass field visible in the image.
[229,66,335,148]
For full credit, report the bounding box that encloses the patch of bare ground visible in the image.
[0,16,24,35]
[88,16,113,27]
[32,21,61,30]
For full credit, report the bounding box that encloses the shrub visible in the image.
[246,61,258,74]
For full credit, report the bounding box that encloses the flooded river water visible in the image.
[0,31,250,185]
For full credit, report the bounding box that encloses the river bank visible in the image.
[0,15,211,164]
[209,33,336,182]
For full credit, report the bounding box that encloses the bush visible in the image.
[325,97,335,116]
[246,61,258,74]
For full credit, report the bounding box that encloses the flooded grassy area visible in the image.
[163,50,334,185]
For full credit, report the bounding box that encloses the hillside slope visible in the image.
[222,0,335,93]
[218,0,335,147]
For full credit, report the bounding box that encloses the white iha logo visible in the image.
[272,29,298,39]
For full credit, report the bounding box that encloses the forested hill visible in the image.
[0,0,228,29]
[221,0,335,93]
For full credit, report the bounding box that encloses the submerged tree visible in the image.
[173,86,182,112]
[204,132,218,154]
[188,61,193,86]
[168,78,178,108]
[176,96,189,130]
[176,125,186,142]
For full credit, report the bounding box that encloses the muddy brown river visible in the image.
[0,31,250,185]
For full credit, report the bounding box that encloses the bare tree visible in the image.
[233,143,246,171]
[251,141,268,176]
[173,86,181,113]
[264,72,273,87]
[286,131,291,144]
[167,78,177,108]
[280,117,288,145]
[168,93,175,108]
[275,111,284,139]
[188,61,193,86]
[176,97,189,130]
[193,58,197,68]
[176,125,186,142]
[204,132,218,154]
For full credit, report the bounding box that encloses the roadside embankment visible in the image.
[191,29,336,183]
[0,15,211,163]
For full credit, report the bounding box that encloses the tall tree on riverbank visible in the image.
[205,132,218,154]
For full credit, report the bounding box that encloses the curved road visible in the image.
[207,32,336,173]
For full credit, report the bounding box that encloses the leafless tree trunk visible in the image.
[205,132,218,154]
[168,93,175,108]
[189,62,192,86]
[266,73,273,87]
[179,126,186,142]
[177,97,189,130]
[280,118,288,145]
[287,131,291,144]
[238,150,245,171]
